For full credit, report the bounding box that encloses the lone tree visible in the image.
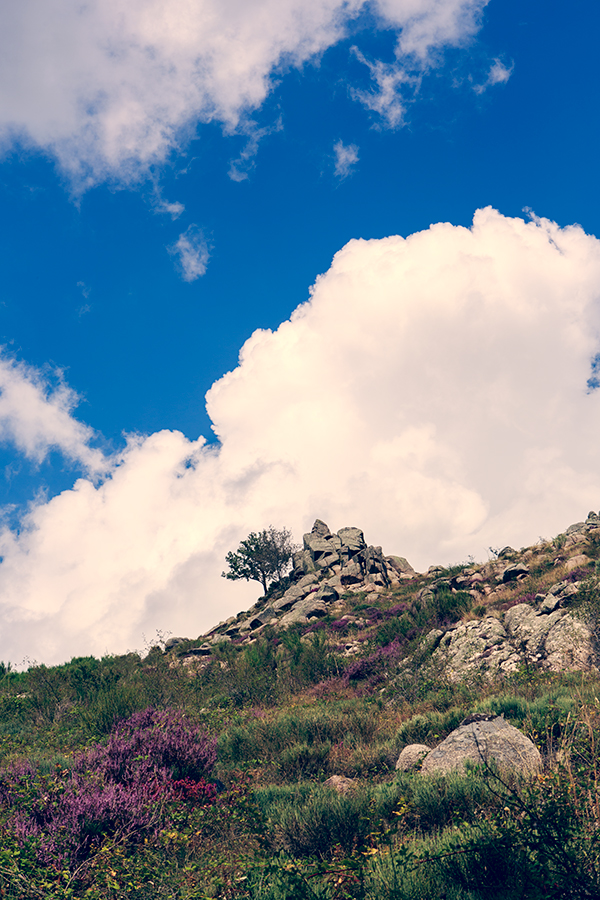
[222,526,297,594]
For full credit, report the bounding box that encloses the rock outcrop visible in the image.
[216,519,416,639]
[419,716,541,776]
[432,586,595,681]
[176,510,600,682]
[292,519,414,589]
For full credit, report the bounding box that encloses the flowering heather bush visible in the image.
[497,593,536,612]
[82,706,217,785]
[344,640,401,683]
[0,757,37,808]
[363,607,383,620]
[566,567,590,583]
[386,602,408,617]
[2,707,217,867]
[303,620,327,635]
[329,619,350,633]
[170,777,218,803]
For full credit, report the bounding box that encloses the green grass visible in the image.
[2,546,600,898]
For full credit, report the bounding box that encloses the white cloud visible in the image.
[228,119,283,182]
[0,355,106,475]
[154,199,185,220]
[168,225,211,281]
[474,58,513,94]
[2,209,600,665]
[351,50,415,127]
[377,0,488,60]
[0,0,489,187]
[333,140,359,179]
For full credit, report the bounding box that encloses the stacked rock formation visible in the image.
[201,519,415,645]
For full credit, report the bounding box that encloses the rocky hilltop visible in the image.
[5,513,600,898]
[167,512,600,682]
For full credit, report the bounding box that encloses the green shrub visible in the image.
[218,701,381,770]
[280,631,339,689]
[277,742,331,778]
[256,781,403,857]
[396,771,495,833]
[433,588,472,625]
[396,708,465,748]
[375,617,413,648]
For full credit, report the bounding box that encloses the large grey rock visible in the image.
[339,545,391,589]
[420,717,541,776]
[434,617,521,680]
[504,604,564,657]
[302,520,342,570]
[386,555,415,577]
[313,584,339,604]
[164,637,187,652]
[337,527,366,555]
[272,574,319,611]
[303,532,337,560]
[340,558,364,586]
[292,549,317,576]
[536,581,579,614]
[311,519,331,537]
[433,602,597,680]
[396,744,431,771]
[245,607,277,630]
[503,604,595,670]
[565,554,591,572]
[278,596,329,628]
[544,614,596,671]
[501,563,529,583]
[548,580,580,599]
[539,593,562,614]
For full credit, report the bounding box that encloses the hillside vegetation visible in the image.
[2,515,600,899]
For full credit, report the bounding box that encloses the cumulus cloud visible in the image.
[0,0,488,187]
[333,140,359,179]
[168,225,211,282]
[474,58,513,94]
[4,208,600,665]
[0,355,106,475]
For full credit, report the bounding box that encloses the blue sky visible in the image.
[1,0,600,664]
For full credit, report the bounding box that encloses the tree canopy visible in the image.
[222,526,297,594]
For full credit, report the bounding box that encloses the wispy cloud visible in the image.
[153,198,185,220]
[228,119,283,183]
[0,1,489,188]
[474,59,513,94]
[333,140,359,180]
[168,226,211,282]
[351,50,416,128]
[76,281,91,300]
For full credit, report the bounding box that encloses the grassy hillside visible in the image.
[1,523,600,899]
